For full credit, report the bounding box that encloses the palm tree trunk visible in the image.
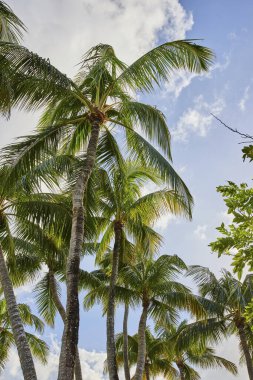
[134,300,149,380]
[176,362,185,380]
[48,271,82,380]
[123,303,131,380]
[0,244,37,380]
[106,221,123,380]
[58,120,101,380]
[144,361,150,380]
[236,318,253,380]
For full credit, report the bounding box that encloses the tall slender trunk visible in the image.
[123,303,131,380]
[58,120,100,380]
[144,360,150,380]
[0,244,37,380]
[48,271,83,380]
[106,221,123,380]
[134,299,149,380]
[236,317,253,380]
[176,362,185,380]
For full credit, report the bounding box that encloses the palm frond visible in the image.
[119,101,171,159]
[117,40,214,92]
[0,2,26,43]
[34,273,58,326]
[125,128,193,216]
[25,332,49,364]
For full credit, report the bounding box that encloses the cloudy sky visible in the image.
[1,0,253,379]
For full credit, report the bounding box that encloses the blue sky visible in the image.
[1,0,253,379]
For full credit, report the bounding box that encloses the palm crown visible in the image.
[188,266,253,379]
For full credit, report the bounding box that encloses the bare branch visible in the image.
[211,113,253,142]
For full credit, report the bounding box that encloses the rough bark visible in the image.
[73,351,83,380]
[236,317,253,380]
[106,221,123,380]
[48,271,83,380]
[0,244,37,380]
[144,360,150,380]
[133,300,149,380]
[176,362,185,380]
[58,120,100,380]
[123,303,131,380]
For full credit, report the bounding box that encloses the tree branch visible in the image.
[211,114,253,142]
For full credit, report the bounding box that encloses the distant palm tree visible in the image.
[114,325,237,380]
[114,328,172,380]
[0,1,26,115]
[0,166,70,380]
[0,36,214,379]
[0,1,26,43]
[158,320,237,380]
[12,220,84,380]
[95,160,192,379]
[188,267,253,379]
[117,255,204,380]
[0,298,48,372]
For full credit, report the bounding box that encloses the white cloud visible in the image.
[164,55,230,98]
[2,336,248,380]
[171,95,225,142]
[8,0,193,76]
[1,335,107,380]
[239,85,250,111]
[154,214,177,231]
[194,224,207,240]
[3,0,194,147]
[165,70,199,98]
[1,331,248,380]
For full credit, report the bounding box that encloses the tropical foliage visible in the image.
[0,2,252,380]
[188,266,253,379]
[113,324,237,380]
[0,298,48,371]
[210,181,253,277]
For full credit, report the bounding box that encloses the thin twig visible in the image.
[211,113,253,142]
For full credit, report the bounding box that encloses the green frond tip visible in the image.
[0,1,27,43]
[118,39,215,92]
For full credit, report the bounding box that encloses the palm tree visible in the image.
[158,320,237,380]
[28,227,86,380]
[188,266,253,379]
[114,255,205,380]
[0,38,214,379]
[8,155,110,380]
[0,166,70,380]
[0,297,48,373]
[0,1,26,43]
[94,160,192,380]
[114,326,237,380]
[0,1,26,115]
[113,328,174,380]
[12,220,84,380]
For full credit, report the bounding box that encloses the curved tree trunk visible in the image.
[106,221,123,380]
[48,271,83,380]
[0,245,37,380]
[58,120,100,380]
[236,318,253,380]
[123,303,131,380]
[134,300,149,380]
